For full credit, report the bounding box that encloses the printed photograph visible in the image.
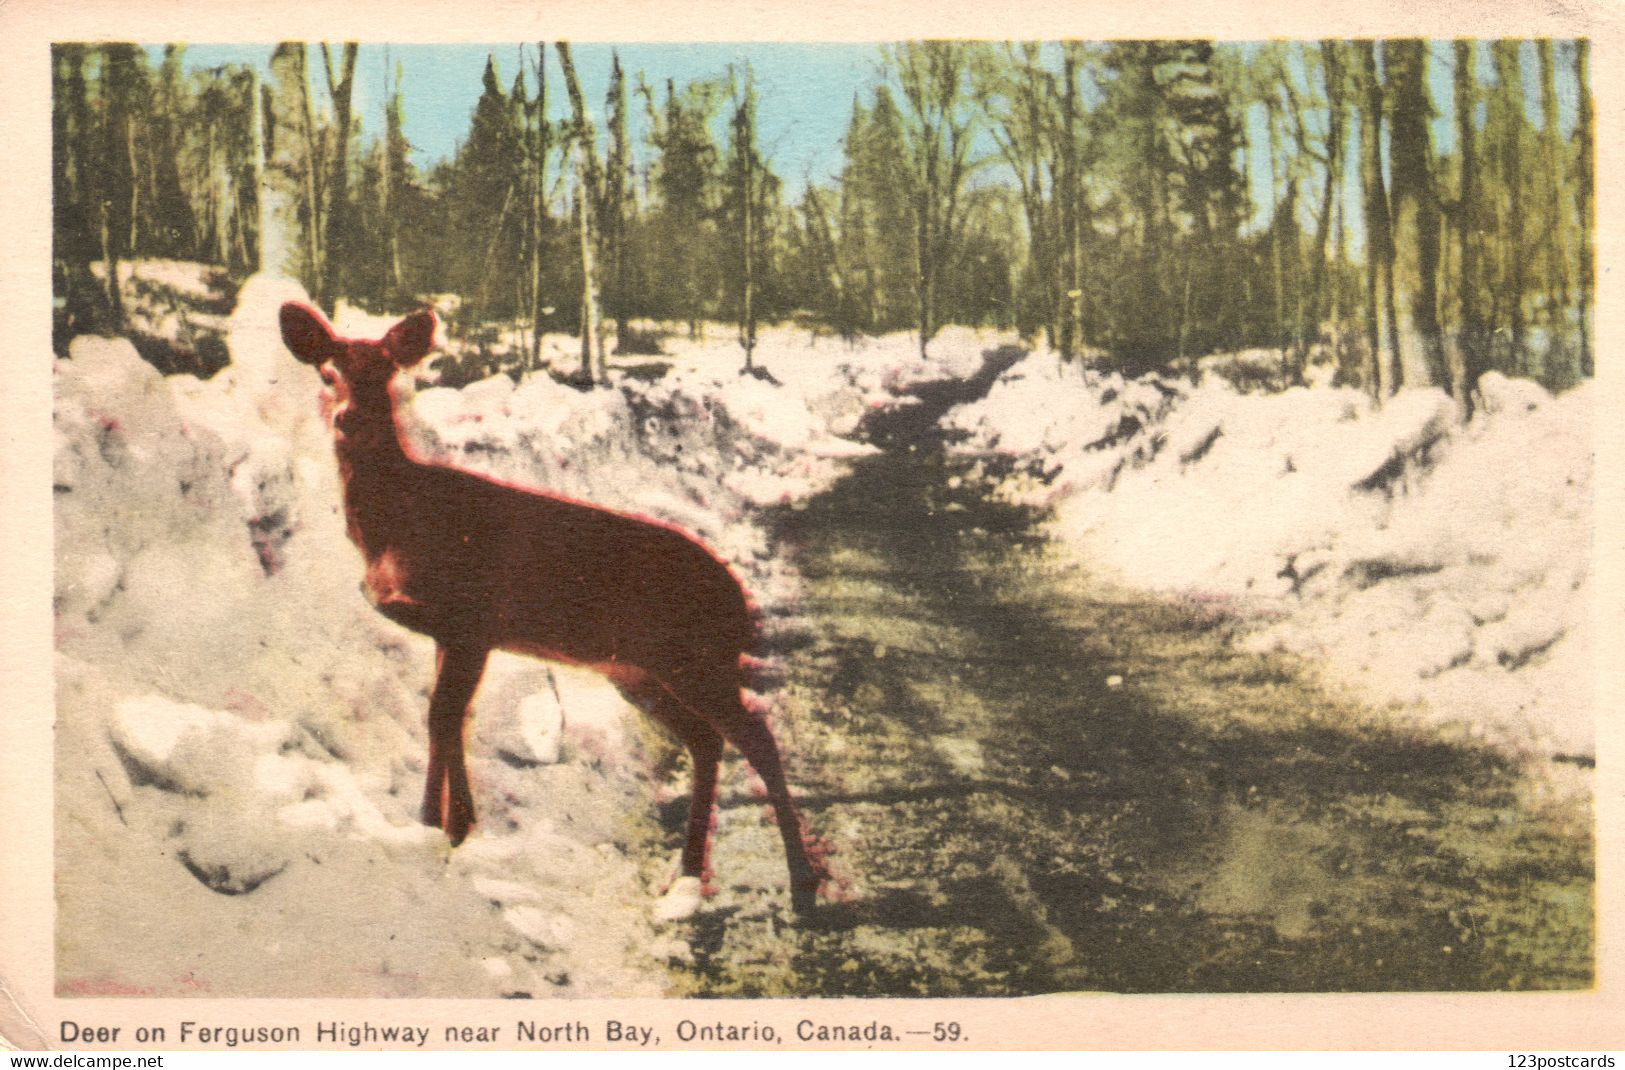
[50,39,1594,999]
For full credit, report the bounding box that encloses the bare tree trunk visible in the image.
[730,67,760,372]
[294,47,324,309]
[573,188,603,381]
[247,67,264,271]
[1493,42,1527,377]
[124,109,141,258]
[209,122,230,265]
[262,45,313,284]
[557,43,607,385]
[1386,40,1448,394]
[1537,40,1573,388]
[1356,41,1399,399]
[893,43,973,359]
[1310,42,1344,353]
[1453,40,1484,412]
[530,43,550,372]
[740,153,756,368]
[605,52,632,357]
[1059,48,1081,360]
[318,43,359,319]
[1574,40,1593,379]
[1266,96,1289,368]
[99,203,123,328]
[473,183,518,313]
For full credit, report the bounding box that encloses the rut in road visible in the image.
[651,348,1592,997]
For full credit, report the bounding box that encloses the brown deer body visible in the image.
[279,302,825,914]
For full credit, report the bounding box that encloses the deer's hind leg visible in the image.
[685,671,826,916]
[421,641,490,845]
[622,675,725,884]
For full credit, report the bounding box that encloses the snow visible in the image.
[54,260,1593,996]
[949,353,1595,759]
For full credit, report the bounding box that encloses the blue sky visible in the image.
[160,43,882,188]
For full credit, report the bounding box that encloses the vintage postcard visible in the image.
[2,0,1621,1053]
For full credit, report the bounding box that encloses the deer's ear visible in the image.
[384,309,438,366]
[280,302,339,365]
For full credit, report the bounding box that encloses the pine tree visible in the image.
[1091,41,1244,368]
[643,75,722,336]
[451,55,525,320]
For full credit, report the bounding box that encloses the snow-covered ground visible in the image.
[53,261,1594,997]
[946,349,1594,761]
[51,264,991,997]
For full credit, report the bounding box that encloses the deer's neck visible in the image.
[331,384,417,549]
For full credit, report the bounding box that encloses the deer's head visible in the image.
[280,302,437,436]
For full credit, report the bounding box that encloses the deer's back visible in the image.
[350,461,754,666]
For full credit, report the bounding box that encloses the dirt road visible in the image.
[654,351,1593,996]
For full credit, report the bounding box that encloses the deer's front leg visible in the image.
[421,641,490,845]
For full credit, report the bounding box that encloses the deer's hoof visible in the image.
[654,876,705,922]
[444,807,473,847]
[790,878,821,918]
[442,796,474,845]
[421,796,473,846]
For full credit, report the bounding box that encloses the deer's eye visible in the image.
[320,365,339,387]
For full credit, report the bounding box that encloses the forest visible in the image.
[52,40,1593,405]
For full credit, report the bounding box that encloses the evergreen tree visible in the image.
[642,75,723,335]
[450,55,525,319]
[839,87,917,334]
[1093,41,1244,369]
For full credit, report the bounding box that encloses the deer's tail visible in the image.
[738,586,792,714]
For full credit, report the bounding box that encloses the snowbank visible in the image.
[53,271,989,997]
[949,357,1594,760]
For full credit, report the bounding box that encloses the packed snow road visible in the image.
[660,352,1592,996]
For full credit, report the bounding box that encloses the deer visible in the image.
[278,301,827,915]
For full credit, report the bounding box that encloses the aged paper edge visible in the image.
[1,0,1620,1052]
